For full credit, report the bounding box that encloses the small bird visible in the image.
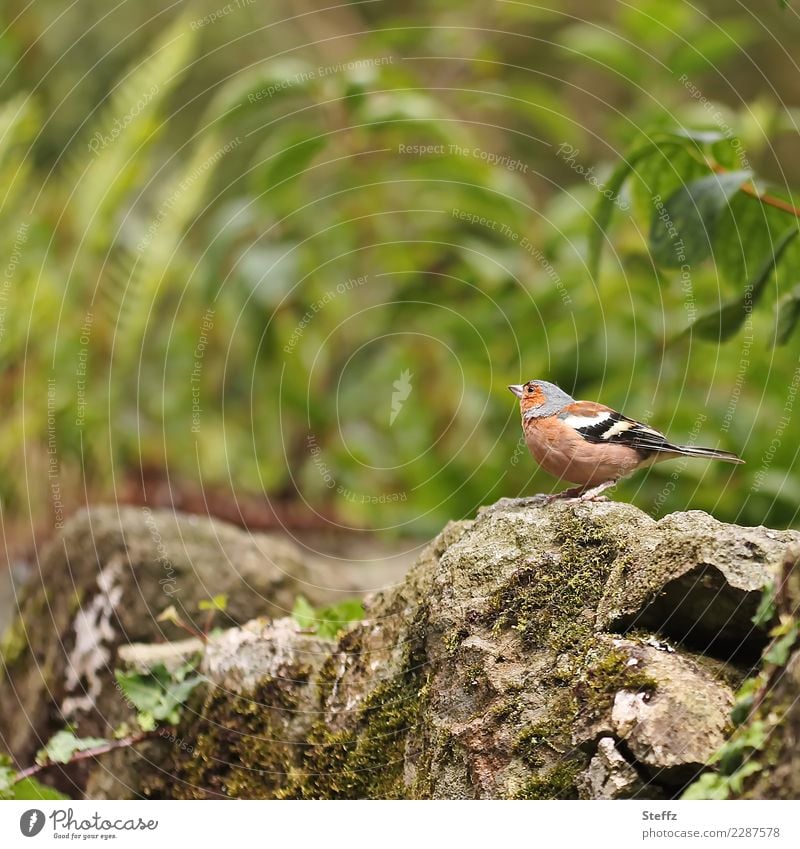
[509,379,743,501]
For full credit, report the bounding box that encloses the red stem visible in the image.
[14,731,155,782]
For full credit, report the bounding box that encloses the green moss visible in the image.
[444,626,469,657]
[513,761,582,799]
[578,647,657,716]
[486,511,618,651]
[282,671,423,799]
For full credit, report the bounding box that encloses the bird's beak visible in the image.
[508,384,524,399]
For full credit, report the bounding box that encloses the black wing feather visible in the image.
[575,412,679,454]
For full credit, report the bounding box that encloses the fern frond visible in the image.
[64,16,197,249]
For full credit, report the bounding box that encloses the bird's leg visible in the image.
[542,485,582,502]
[576,479,617,501]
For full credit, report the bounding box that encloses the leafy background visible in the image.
[2,0,800,557]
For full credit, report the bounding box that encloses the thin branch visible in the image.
[708,160,800,218]
[14,731,156,783]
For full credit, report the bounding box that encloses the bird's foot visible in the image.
[573,480,617,502]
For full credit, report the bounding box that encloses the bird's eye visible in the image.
[525,385,533,393]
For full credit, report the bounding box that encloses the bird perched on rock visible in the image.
[508,379,743,501]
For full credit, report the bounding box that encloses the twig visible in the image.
[14,731,155,783]
[707,160,800,218]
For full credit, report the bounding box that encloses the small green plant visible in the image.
[115,660,204,732]
[0,656,204,798]
[292,595,365,641]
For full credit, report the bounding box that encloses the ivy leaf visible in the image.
[649,169,752,267]
[35,730,109,766]
[115,663,203,728]
[774,282,800,345]
[689,225,799,341]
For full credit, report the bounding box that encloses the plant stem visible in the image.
[707,160,800,218]
[14,731,154,782]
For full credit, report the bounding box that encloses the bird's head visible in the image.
[508,379,574,418]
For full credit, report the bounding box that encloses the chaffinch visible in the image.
[509,379,743,501]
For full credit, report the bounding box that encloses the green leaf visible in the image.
[7,777,69,801]
[262,132,326,188]
[115,663,203,727]
[763,624,798,666]
[681,771,730,800]
[588,139,682,277]
[690,225,799,341]
[650,169,752,267]
[0,755,15,794]
[752,582,776,628]
[315,599,365,641]
[137,712,156,732]
[156,604,185,627]
[291,595,317,631]
[198,593,229,612]
[36,730,109,766]
[728,759,762,793]
[291,595,364,640]
[774,282,800,345]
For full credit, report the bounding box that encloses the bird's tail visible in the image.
[672,444,744,464]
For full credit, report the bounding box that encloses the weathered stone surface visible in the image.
[574,637,733,788]
[141,500,792,799]
[577,737,649,800]
[597,511,790,659]
[0,506,403,774]
[5,499,798,800]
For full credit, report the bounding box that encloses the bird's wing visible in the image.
[557,401,679,454]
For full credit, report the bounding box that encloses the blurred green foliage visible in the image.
[1,0,800,538]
